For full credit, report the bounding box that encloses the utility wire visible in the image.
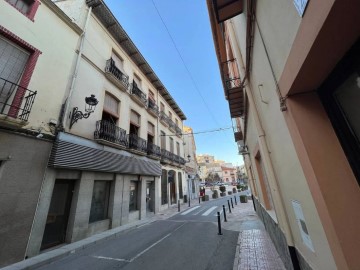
[151,0,222,127]
[160,126,232,136]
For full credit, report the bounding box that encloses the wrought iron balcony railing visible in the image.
[0,77,37,121]
[94,120,128,148]
[159,111,170,125]
[131,82,147,105]
[128,133,147,153]
[147,98,159,117]
[173,154,180,164]
[175,125,182,136]
[161,149,172,161]
[105,58,129,91]
[225,77,242,90]
[168,119,176,132]
[147,142,161,158]
[179,157,186,165]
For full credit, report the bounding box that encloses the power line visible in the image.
[160,126,232,136]
[151,0,221,127]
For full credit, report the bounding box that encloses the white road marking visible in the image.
[92,256,131,263]
[202,206,217,216]
[193,207,207,215]
[93,223,186,263]
[180,206,200,215]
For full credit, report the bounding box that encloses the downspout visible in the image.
[61,6,93,130]
[229,19,294,247]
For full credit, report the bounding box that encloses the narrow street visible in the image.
[36,198,239,270]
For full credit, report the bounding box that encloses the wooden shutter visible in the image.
[148,122,155,135]
[130,110,140,126]
[104,93,119,116]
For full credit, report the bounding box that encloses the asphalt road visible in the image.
[37,197,240,270]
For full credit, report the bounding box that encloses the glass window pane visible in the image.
[89,181,110,223]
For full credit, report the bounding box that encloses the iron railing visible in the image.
[131,82,147,105]
[179,157,186,165]
[128,133,147,153]
[147,142,161,158]
[168,119,176,132]
[175,126,182,135]
[0,77,37,121]
[225,77,242,90]
[147,98,159,116]
[94,120,128,148]
[105,58,129,89]
[161,149,172,161]
[159,111,170,125]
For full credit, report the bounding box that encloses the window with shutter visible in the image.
[103,93,119,117]
[111,51,123,71]
[148,121,155,135]
[130,110,140,126]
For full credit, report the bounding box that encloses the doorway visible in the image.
[41,180,74,250]
[146,181,155,212]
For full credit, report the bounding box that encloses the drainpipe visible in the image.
[228,20,294,246]
[62,6,93,130]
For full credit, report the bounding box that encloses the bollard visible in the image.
[199,196,201,204]
[222,205,227,222]
[178,200,180,212]
[217,212,223,235]
[231,198,234,208]
[227,200,232,213]
[234,196,237,205]
[188,196,191,207]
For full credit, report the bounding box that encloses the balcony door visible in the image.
[0,36,29,113]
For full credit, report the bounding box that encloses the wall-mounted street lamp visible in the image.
[70,94,98,129]
[187,154,191,162]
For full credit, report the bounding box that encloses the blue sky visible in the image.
[104,0,243,166]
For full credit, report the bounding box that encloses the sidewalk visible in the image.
[1,196,285,270]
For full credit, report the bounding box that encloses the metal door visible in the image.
[41,180,74,250]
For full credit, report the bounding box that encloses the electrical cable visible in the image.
[151,0,222,127]
[160,126,232,136]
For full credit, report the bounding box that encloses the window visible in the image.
[169,111,172,120]
[5,0,39,20]
[175,118,179,127]
[89,181,110,223]
[149,90,155,101]
[129,181,139,211]
[102,93,119,124]
[148,121,155,144]
[161,131,166,149]
[255,152,274,210]
[0,36,29,112]
[130,110,140,136]
[111,51,123,71]
[169,137,174,153]
[160,102,165,112]
[133,74,141,88]
[176,142,180,155]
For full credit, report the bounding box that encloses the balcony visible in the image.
[105,58,129,92]
[0,77,37,128]
[159,111,170,127]
[175,126,182,138]
[147,142,161,159]
[168,119,176,133]
[128,133,147,155]
[160,149,172,164]
[130,82,147,107]
[147,98,159,118]
[179,157,186,165]
[94,120,128,149]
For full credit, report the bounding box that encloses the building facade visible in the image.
[0,0,81,266]
[183,126,200,199]
[0,0,187,267]
[208,0,360,269]
[221,166,236,183]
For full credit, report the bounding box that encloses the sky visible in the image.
[104,0,244,166]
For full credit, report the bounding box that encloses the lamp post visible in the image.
[70,94,98,129]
